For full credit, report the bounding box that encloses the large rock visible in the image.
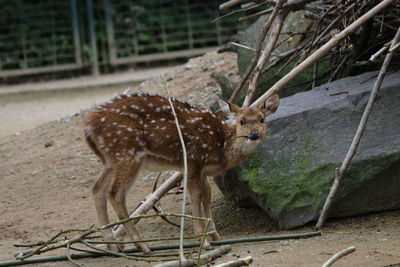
[215,71,400,229]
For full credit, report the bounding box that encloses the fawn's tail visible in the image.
[85,132,106,165]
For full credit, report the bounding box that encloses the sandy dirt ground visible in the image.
[1,52,400,267]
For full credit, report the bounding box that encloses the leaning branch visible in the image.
[315,25,400,230]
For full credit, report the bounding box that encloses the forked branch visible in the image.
[229,0,287,103]
[242,11,287,107]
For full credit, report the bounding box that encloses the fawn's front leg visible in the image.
[200,177,220,241]
[188,174,214,250]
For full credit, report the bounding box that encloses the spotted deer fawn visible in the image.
[84,92,279,253]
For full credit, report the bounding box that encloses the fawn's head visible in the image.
[219,94,279,143]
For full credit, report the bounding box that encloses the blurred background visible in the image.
[0,0,250,137]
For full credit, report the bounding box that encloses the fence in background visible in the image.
[0,0,246,78]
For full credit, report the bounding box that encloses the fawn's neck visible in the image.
[222,122,259,171]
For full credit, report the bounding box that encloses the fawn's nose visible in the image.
[249,130,260,140]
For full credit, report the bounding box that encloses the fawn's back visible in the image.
[85,93,231,172]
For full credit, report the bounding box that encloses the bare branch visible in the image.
[243,11,287,107]
[229,0,287,103]
[315,25,400,230]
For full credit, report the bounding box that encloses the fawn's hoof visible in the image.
[203,239,214,250]
[204,243,214,250]
[209,231,221,241]
[143,249,154,255]
[106,243,124,252]
[136,243,152,254]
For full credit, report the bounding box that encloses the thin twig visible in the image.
[161,75,189,261]
[315,25,400,230]
[81,240,175,262]
[322,246,356,267]
[84,234,202,245]
[67,243,85,267]
[197,219,211,265]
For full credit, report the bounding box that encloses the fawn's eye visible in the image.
[260,118,264,123]
[240,119,245,125]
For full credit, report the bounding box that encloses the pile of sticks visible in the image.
[220,0,400,105]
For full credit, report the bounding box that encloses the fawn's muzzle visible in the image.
[249,130,260,140]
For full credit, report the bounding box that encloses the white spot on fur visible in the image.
[131,104,140,110]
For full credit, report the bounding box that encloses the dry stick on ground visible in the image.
[215,255,253,267]
[243,11,287,106]
[153,245,232,267]
[315,25,400,230]
[250,0,395,108]
[15,227,97,260]
[3,232,321,266]
[16,213,208,261]
[322,246,356,267]
[161,75,190,262]
[229,0,287,103]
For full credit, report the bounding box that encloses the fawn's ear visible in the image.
[218,100,240,120]
[261,94,280,117]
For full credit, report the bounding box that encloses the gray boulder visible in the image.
[215,71,400,229]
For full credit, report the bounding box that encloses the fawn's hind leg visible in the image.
[108,161,151,254]
[92,166,123,252]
